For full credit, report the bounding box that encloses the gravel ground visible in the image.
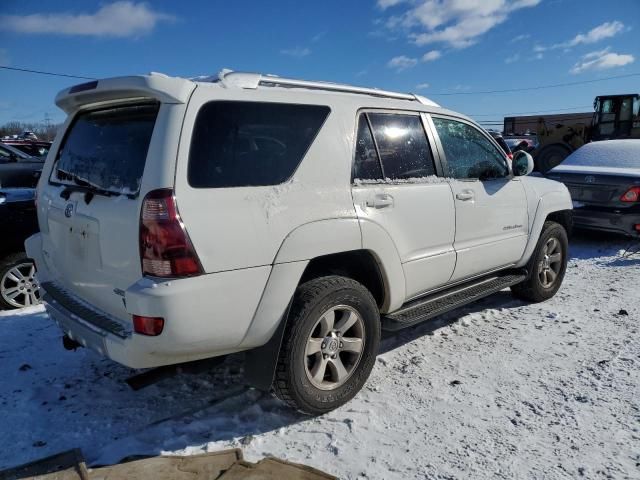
[0,232,638,479]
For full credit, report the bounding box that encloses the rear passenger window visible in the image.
[353,115,383,181]
[367,113,435,180]
[188,102,330,188]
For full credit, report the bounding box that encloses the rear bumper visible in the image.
[25,233,273,369]
[572,206,640,237]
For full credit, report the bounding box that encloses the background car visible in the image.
[546,139,640,237]
[504,136,537,154]
[2,140,52,158]
[487,130,513,159]
[0,188,40,309]
[0,142,44,188]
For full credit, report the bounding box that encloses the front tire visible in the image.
[511,221,568,302]
[273,276,380,415]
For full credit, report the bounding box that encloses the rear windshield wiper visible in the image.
[57,171,135,203]
[59,184,119,204]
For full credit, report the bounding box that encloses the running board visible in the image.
[382,271,527,331]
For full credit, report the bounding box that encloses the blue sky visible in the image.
[0,0,638,127]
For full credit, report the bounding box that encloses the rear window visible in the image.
[51,102,159,195]
[188,101,330,188]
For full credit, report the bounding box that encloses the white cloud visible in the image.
[505,53,520,64]
[280,47,311,58]
[416,82,430,89]
[570,48,634,74]
[311,31,326,43]
[561,21,626,48]
[511,33,530,43]
[381,0,541,49]
[421,49,441,61]
[388,49,441,71]
[387,55,418,71]
[0,2,174,38]
[377,0,407,8]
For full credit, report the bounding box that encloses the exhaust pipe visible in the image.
[62,334,82,351]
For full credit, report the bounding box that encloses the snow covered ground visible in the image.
[1,232,638,479]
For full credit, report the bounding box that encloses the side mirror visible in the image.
[512,150,534,176]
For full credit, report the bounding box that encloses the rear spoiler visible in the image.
[55,73,196,114]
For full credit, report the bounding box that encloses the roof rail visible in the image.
[212,70,440,107]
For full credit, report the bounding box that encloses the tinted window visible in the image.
[353,115,383,181]
[52,103,159,195]
[433,117,509,180]
[188,102,330,188]
[368,113,435,180]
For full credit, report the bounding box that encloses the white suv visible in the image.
[26,70,572,414]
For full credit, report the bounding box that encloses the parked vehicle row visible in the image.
[6,71,637,415]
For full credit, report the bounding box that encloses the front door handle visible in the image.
[456,190,474,201]
[366,193,394,209]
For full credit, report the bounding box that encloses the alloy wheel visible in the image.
[1,262,41,308]
[538,237,563,289]
[304,305,365,391]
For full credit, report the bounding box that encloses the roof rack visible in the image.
[209,70,439,107]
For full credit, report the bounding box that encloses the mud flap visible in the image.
[243,300,292,391]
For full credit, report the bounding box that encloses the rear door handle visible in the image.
[456,190,474,201]
[366,193,394,209]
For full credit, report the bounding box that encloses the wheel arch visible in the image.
[516,189,573,269]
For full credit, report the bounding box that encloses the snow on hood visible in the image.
[553,140,640,173]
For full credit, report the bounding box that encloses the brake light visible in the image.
[132,315,164,336]
[620,186,640,203]
[139,189,203,277]
[507,153,513,160]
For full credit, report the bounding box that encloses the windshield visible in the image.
[51,102,159,195]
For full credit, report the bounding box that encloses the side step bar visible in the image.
[382,271,527,331]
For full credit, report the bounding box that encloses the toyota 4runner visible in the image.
[26,71,572,414]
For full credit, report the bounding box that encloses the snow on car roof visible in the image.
[560,139,640,169]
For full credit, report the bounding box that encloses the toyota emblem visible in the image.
[64,203,74,218]
[584,175,596,184]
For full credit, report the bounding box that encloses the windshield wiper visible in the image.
[58,174,120,204]
[57,170,128,203]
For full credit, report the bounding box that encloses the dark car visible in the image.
[487,130,513,159]
[0,188,41,309]
[0,142,44,188]
[504,136,537,154]
[546,140,640,237]
[2,140,51,158]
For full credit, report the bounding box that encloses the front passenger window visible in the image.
[433,117,509,180]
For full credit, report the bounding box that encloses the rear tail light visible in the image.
[139,189,203,278]
[507,153,513,160]
[635,224,640,233]
[620,186,640,203]
[133,315,164,336]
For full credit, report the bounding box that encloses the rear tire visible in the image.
[273,276,380,415]
[511,221,568,303]
[536,145,571,173]
[0,252,41,310]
